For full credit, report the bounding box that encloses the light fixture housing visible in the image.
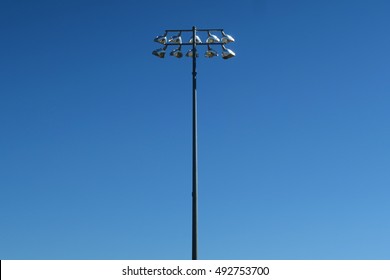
[189,35,202,44]
[205,46,218,58]
[221,31,235,44]
[221,45,235,59]
[153,29,235,60]
[152,45,168,58]
[186,49,199,58]
[169,32,182,44]
[206,32,220,44]
[170,46,183,58]
[154,33,167,44]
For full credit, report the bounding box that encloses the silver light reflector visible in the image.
[205,46,218,58]
[221,45,235,59]
[154,35,167,44]
[221,31,235,44]
[152,46,168,58]
[186,49,199,58]
[169,32,182,44]
[170,47,183,58]
[189,35,202,44]
[206,32,220,44]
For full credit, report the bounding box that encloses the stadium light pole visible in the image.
[152,26,235,260]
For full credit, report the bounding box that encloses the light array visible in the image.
[152,28,236,59]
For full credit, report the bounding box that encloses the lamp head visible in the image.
[189,35,202,44]
[205,46,218,58]
[154,32,168,44]
[221,31,235,44]
[206,32,220,43]
[169,32,182,44]
[221,45,235,59]
[186,48,199,58]
[170,46,183,58]
[152,45,168,58]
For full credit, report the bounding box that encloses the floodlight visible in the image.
[206,32,220,43]
[221,31,235,44]
[170,46,183,58]
[221,45,235,59]
[189,35,202,44]
[152,45,168,58]
[169,32,182,44]
[186,48,199,58]
[154,31,168,44]
[205,46,218,58]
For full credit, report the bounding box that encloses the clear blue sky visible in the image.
[1,0,389,260]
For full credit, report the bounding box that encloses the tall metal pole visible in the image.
[191,25,198,260]
[153,26,235,260]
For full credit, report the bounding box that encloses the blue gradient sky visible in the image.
[1,0,390,259]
